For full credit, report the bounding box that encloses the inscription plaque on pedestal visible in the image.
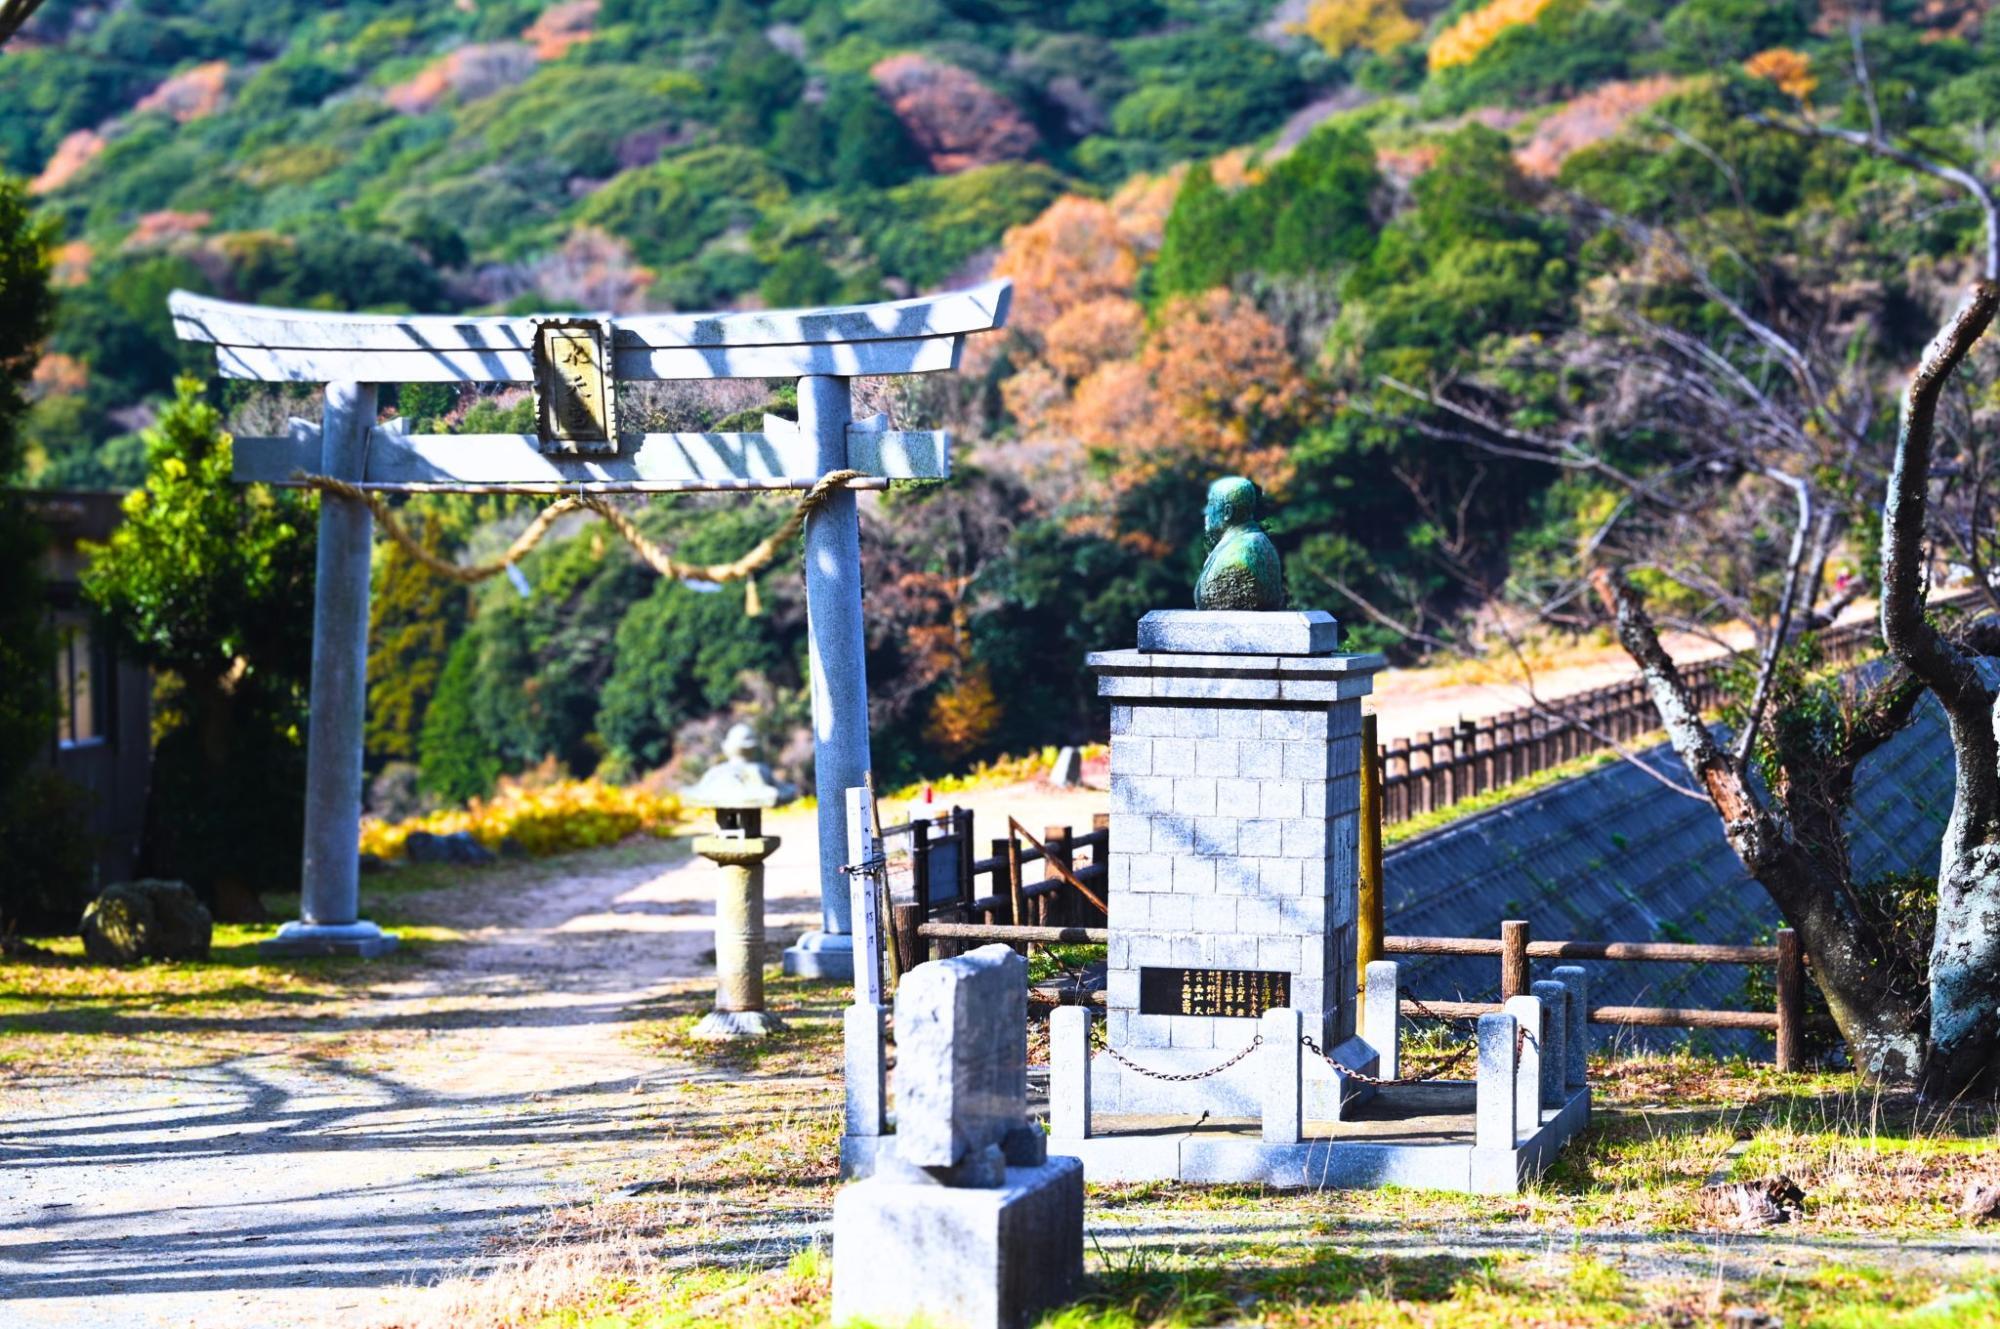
[1139,966,1290,1019]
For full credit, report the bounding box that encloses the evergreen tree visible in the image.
[418,634,500,803]
[0,171,72,930]
[364,511,466,769]
[83,379,317,917]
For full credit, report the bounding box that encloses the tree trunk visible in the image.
[1594,568,1927,1076]
[1878,282,2000,1096]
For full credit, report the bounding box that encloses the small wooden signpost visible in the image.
[169,281,1012,963]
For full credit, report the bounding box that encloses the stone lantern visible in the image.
[682,724,796,1040]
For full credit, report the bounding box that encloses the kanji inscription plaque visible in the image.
[533,318,618,454]
[1139,966,1290,1019]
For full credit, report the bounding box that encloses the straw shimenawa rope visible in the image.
[295,469,867,616]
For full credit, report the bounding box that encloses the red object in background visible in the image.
[924,784,934,803]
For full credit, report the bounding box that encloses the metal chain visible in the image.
[1100,1034,1264,1082]
[1301,1033,1474,1087]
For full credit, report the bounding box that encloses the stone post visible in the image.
[844,1002,886,1140]
[691,830,785,1039]
[1049,1006,1091,1140]
[1363,959,1400,1081]
[833,947,1083,1329]
[1471,1011,1519,1194]
[1530,980,1568,1109]
[263,380,396,959]
[1503,994,1543,1141]
[1552,964,1590,1088]
[789,373,862,981]
[1261,1006,1303,1144]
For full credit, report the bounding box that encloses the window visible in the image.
[54,613,109,749]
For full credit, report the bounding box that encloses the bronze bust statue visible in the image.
[1194,476,1284,611]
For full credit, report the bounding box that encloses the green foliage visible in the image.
[82,380,317,906]
[0,175,57,479]
[0,172,66,929]
[597,537,790,768]
[1154,125,1380,299]
[577,145,791,269]
[419,635,500,803]
[1425,0,1641,114]
[365,513,468,768]
[1660,0,1811,71]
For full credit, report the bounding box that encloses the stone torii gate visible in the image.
[168,280,1012,972]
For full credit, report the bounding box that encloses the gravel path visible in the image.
[0,838,825,1329]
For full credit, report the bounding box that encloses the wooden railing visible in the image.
[875,809,1110,971]
[1382,918,1806,1069]
[1376,598,1962,823]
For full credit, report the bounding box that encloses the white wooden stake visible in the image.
[846,784,883,1007]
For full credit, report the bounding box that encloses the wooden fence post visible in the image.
[1358,713,1384,989]
[891,901,925,973]
[1501,919,1531,1000]
[1004,832,1027,954]
[1775,927,1803,1071]
[1045,824,1072,928]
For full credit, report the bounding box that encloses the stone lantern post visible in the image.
[682,724,796,1040]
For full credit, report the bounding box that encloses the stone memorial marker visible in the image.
[1083,475,1387,1120]
[833,944,1083,1328]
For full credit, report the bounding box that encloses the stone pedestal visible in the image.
[1084,610,1386,1120]
[691,833,785,1041]
[833,945,1084,1327]
[832,1158,1084,1329]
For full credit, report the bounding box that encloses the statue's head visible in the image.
[1204,476,1260,541]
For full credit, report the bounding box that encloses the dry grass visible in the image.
[360,1035,2000,1328]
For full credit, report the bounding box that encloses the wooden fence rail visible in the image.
[1383,918,1805,1068]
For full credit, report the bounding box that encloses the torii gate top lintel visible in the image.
[167,279,1013,384]
[170,280,1011,973]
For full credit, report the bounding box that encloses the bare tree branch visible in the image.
[1881,281,2000,720]
[0,0,47,46]
[1733,470,1814,771]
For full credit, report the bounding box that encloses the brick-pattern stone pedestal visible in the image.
[1086,613,1385,1120]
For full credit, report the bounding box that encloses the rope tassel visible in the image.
[296,469,864,607]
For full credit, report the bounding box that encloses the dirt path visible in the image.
[0,840,827,1329]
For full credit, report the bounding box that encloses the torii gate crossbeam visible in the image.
[169,280,1012,974]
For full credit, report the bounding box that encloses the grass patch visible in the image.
[1384,747,1623,847]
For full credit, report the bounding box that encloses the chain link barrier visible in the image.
[1099,1034,1264,1082]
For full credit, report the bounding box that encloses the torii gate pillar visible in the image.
[265,380,398,957]
[792,374,862,979]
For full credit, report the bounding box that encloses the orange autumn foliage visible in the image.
[51,240,92,286]
[523,0,599,59]
[135,61,230,122]
[1108,167,1184,257]
[924,663,1003,761]
[385,43,539,114]
[31,130,104,194]
[1516,76,1689,178]
[1042,296,1145,382]
[1744,48,1817,102]
[1064,291,1305,495]
[991,196,1139,339]
[123,209,213,251]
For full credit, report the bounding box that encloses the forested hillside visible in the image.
[12,0,1999,799]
